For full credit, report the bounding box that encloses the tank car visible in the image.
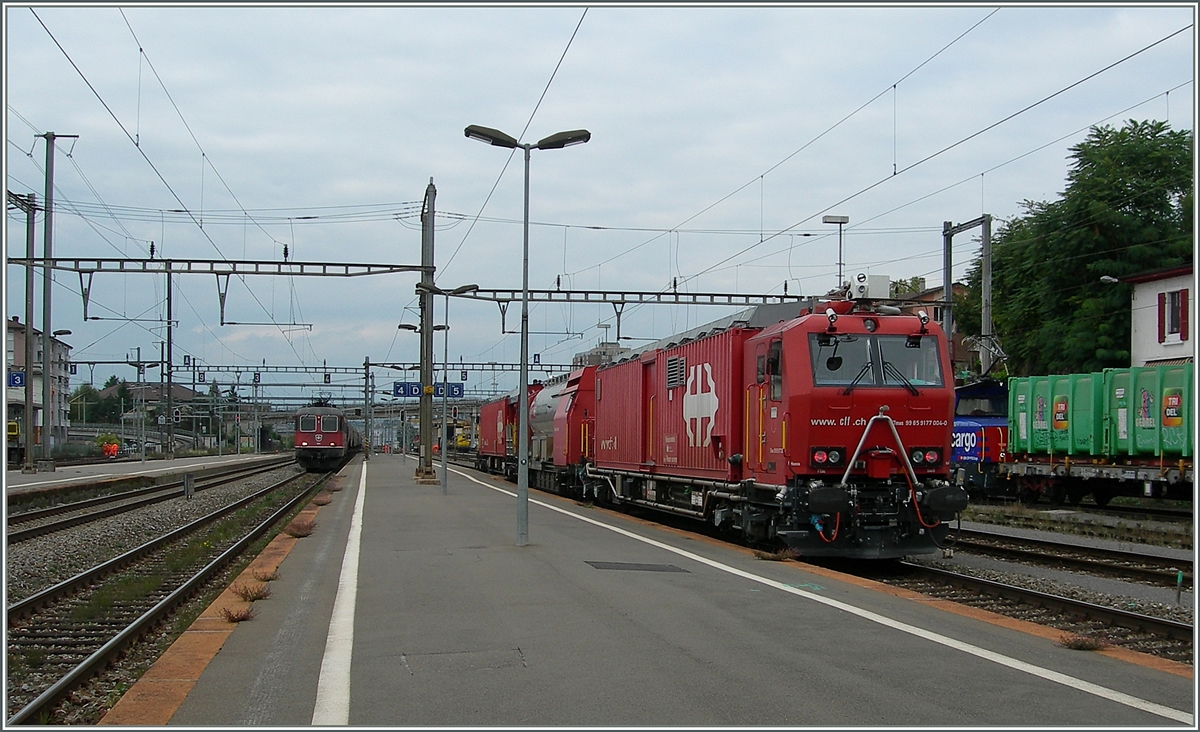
[294,400,362,472]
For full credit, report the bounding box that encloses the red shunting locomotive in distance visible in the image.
[294,400,362,472]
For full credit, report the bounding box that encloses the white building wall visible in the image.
[1131,273,1194,365]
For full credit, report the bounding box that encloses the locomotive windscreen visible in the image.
[299,415,317,431]
[809,334,943,387]
[321,415,340,432]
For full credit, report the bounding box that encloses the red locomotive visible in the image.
[294,400,363,472]
[478,289,968,559]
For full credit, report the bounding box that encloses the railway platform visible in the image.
[103,453,1193,726]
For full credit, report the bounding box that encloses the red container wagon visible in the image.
[593,350,659,473]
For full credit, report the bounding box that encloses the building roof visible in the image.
[1120,263,1193,284]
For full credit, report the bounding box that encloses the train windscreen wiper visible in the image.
[883,360,919,396]
[842,361,873,395]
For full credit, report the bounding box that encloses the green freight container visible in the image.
[1058,372,1105,455]
[1010,373,1105,456]
[1106,364,1193,458]
[1008,376,1053,454]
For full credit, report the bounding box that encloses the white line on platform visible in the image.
[449,465,1193,726]
[311,462,367,725]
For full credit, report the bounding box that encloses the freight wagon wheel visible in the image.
[1065,480,1088,506]
[1090,487,1114,508]
[1043,481,1067,507]
[1017,483,1040,507]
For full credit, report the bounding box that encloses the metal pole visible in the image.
[441,295,449,495]
[942,221,954,365]
[418,179,436,479]
[41,134,55,461]
[22,193,36,472]
[166,268,175,459]
[837,222,844,288]
[364,358,372,461]
[517,144,532,546]
[980,214,993,375]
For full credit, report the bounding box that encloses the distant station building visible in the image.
[572,342,630,368]
[5,315,72,458]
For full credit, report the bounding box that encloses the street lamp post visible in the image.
[822,215,849,290]
[465,125,590,546]
[413,282,478,495]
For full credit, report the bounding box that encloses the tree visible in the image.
[93,379,133,424]
[69,384,101,423]
[958,119,1192,375]
[890,276,928,299]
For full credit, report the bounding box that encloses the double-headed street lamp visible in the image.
[465,124,590,546]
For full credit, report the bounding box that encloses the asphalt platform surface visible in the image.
[153,453,1193,726]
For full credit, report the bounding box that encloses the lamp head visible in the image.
[465,125,518,148]
[536,129,591,150]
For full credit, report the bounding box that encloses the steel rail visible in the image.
[950,528,1192,588]
[899,562,1193,641]
[6,470,333,725]
[8,458,294,533]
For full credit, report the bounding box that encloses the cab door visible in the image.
[762,338,786,475]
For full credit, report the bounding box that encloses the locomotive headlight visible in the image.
[910,448,925,464]
[813,450,829,464]
[863,318,877,332]
[925,449,941,464]
[827,449,842,464]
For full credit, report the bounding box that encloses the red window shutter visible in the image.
[1181,289,1189,341]
[1158,292,1166,343]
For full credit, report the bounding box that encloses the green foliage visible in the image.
[90,378,134,424]
[890,276,928,298]
[95,433,120,447]
[960,119,1192,376]
[69,383,101,422]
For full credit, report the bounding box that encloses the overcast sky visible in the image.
[4,3,1195,404]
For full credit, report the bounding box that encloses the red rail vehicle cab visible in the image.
[552,366,598,468]
[294,404,359,472]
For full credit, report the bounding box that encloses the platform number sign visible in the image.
[253,372,261,384]
[8,371,26,388]
[198,372,206,383]
[460,370,468,382]
[324,373,331,384]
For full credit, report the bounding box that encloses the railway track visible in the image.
[7,458,297,544]
[947,527,1193,589]
[884,562,1193,663]
[5,469,331,725]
